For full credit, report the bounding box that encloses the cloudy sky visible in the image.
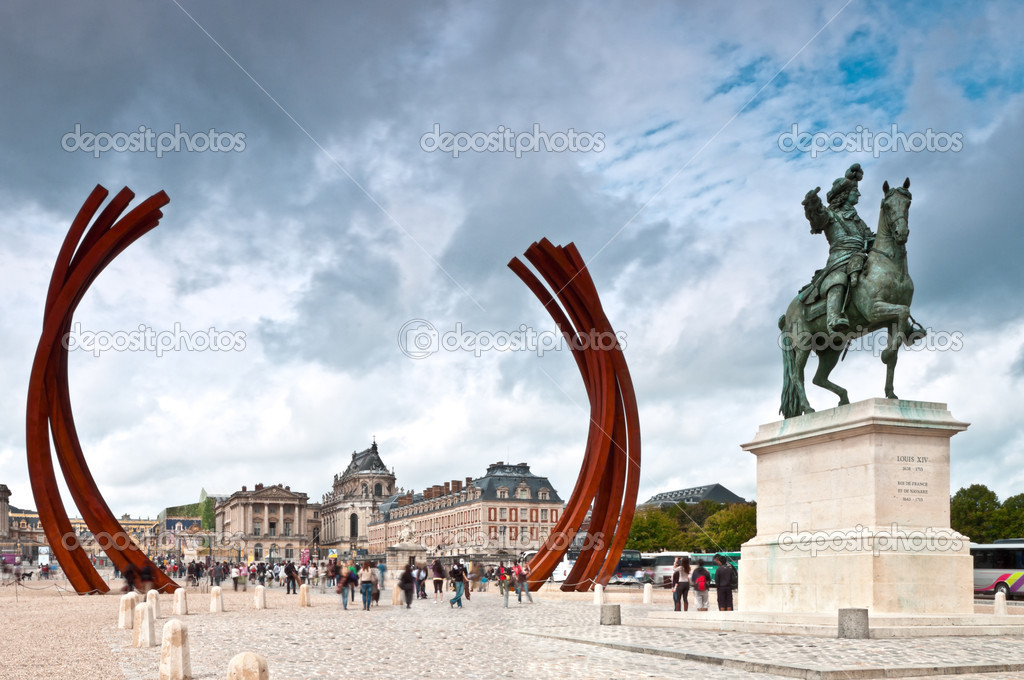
[1,1,1022,522]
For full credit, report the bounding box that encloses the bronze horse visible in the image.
[780,178,924,418]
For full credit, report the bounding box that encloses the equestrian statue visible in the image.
[779,163,926,418]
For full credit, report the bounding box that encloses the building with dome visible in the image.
[320,441,397,554]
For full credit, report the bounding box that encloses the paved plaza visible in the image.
[4,577,1024,679]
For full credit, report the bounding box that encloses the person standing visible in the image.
[448,561,466,608]
[691,560,711,612]
[285,561,298,595]
[415,564,428,599]
[672,556,691,612]
[513,561,534,604]
[713,555,736,612]
[359,561,376,611]
[377,560,387,588]
[431,559,446,604]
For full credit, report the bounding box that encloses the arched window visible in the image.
[374,483,382,497]
[350,513,359,538]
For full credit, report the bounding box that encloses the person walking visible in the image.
[431,559,446,604]
[285,561,298,595]
[691,560,711,612]
[398,564,416,608]
[359,561,376,611]
[672,556,691,612]
[713,555,736,612]
[415,564,428,599]
[448,560,466,608]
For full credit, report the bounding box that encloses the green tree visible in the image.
[201,497,216,530]
[950,484,1001,543]
[702,503,757,551]
[995,493,1024,540]
[625,508,686,552]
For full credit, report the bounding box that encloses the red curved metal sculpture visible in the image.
[509,239,640,591]
[27,185,177,594]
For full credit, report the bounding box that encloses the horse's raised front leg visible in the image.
[793,346,815,415]
[811,347,849,407]
[882,320,902,399]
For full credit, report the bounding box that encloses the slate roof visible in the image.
[639,483,746,509]
[473,462,562,503]
[342,441,390,477]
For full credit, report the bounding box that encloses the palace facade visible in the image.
[214,483,322,564]
[367,461,564,557]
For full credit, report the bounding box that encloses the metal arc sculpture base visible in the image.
[26,185,177,595]
[509,239,641,592]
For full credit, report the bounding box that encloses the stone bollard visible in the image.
[118,592,139,629]
[642,582,654,604]
[995,591,1008,615]
[173,588,188,616]
[298,583,311,607]
[158,619,191,680]
[147,589,162,619]
[209,586,224,613]
[254,585,267,610]
[593,583,605,606]
[837,608,869,639]
[227,652,269,680]
[600,603,621,625]
[133,602,157,647]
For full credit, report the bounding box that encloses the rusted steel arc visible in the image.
[509,240,639,593]
[508,250,610,586]
[528,241,626,591]
[28,186,177,594]
[43,200,177,594]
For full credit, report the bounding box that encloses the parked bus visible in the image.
[642,552,692,589]
[972,542,1024,599]
[689,552,740,586]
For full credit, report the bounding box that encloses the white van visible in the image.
[649,552,691,589]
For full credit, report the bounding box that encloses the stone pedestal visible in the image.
[173,589,188,616]
[147,589,162,619]
[133,603,157,647]
[118,593,139,629]
[740,399,972,615]
[254,585,267,610]
[386,541,427,577]
[209,586,224,613]
[298,584,311,607]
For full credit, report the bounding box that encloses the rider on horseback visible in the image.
[800,163,874,335]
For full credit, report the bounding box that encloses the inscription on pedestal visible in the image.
[895,455,930,504]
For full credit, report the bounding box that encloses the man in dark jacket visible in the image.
[713,554,735,611]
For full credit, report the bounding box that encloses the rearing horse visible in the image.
[779,178,923,418]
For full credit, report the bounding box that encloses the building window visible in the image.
[268,522,277,537]
[499,508,507,520]
[497,487,508,499]
[517,486,530,499]
[314,511,319,519]
[374,483,382,496]
[284,522,292,537]
[312,527,320,542]
[350,513,359,538]
[541,509,548,522]
[253,524,262,536]
[285,547,294,559]
[539,490,550,500]
[254,544,263,561]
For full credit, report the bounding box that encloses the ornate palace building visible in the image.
[214,483,321,564]
[367,461,564,557]
[320,441,397,554]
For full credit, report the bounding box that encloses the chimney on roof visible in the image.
[452,480,462,493]
[519,462,528,467]
[433,485,443,498]
[444,482,451,495]
[465,477,473,487]
[242,485,247,492]
[285,486,290,491]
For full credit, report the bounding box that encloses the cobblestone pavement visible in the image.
[5,578,1024,679]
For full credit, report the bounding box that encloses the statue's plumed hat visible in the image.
[826,163,864,205]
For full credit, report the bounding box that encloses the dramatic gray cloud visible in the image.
[1,0,1023,519]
